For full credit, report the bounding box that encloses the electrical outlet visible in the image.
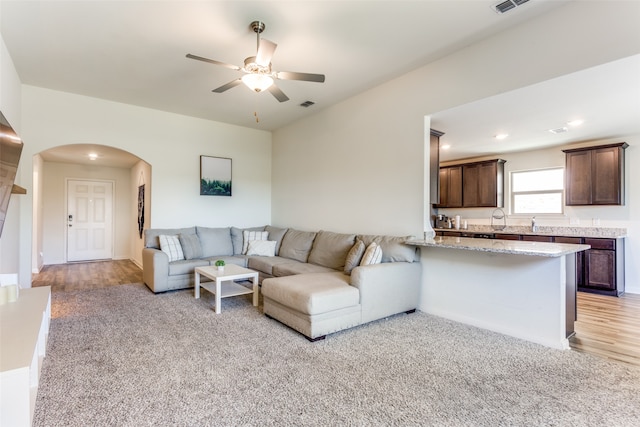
[592,218,601,226]
[569,217,580,225]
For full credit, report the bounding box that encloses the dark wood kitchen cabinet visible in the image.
[552,235,623,296]
[582,237,625,296]
[429,129,444,204]
[494,234,520,240]
[521,235,553,242]
[564,143,627,205]
[435,159,505,208]
[435,165,462,208]
[462,159,505,208]
[433,231,624,295]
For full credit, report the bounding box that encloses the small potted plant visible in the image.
[215,259,225,272]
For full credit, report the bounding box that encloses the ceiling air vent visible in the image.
[493,0,530,14]
[300,101,315,108]
[549,127,568,134]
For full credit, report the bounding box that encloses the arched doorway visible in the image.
[33,144,151,273]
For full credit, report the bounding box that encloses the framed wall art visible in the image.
[200,155,232,196]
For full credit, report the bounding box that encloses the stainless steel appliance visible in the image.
[435,214,450,229]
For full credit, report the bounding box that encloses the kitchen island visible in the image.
[407,236,590,350]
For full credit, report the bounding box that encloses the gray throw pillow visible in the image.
[196,227,233,257]
[265,225,288,255]
[144,227,196,249]
[279,229,317,263]
[179,234,203,260]
[356,234,417,262]
[308,230,356,269]
[344,239,365,275]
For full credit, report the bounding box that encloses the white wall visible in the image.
[272,88,427,236]
[32,153,44,272]
[16,86,272,286]
[41,162,132,265]
[271,2,640,289]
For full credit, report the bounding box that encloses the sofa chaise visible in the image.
[142,225,421,340]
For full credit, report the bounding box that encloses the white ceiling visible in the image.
[433,54,640,162]
[2,0,639,166]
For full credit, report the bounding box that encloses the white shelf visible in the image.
[0,286,51,427]
[200,281,253,298]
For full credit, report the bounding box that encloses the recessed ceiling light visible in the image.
[495,133,509,140]
[440,144,451,150]
[88,153,98,160]
[567,119,584,127]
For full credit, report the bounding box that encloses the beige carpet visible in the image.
[33,283,640,426]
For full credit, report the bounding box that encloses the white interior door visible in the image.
[67,179,113,262]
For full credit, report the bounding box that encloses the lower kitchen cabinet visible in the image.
[582,238,625,296]
[434,231,624,295]
[522,235,554,242]
[494,234,520,240]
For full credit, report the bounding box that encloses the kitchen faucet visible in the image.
[531,216,538,232]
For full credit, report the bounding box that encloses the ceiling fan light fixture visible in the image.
[187,21,325,102]
[241,73,274,92]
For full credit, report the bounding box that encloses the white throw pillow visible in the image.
[360,242,382,266]
[242,230,269,254]
[159,234,185,262]
[246,240,277,257]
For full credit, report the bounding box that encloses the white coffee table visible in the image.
[194,264,259,314]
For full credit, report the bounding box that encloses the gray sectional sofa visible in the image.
[142,225,421,340]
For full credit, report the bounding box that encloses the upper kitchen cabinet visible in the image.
[563,143,628,206]
[462,159,506,208]
[435,165,463,208]
[430,129,445,204]
[434,159,505,208]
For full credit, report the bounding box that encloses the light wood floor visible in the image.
[32,261,639,366]
[32,259,143,292]
[570,291,640,367]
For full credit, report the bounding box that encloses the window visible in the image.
[511,168,564,214]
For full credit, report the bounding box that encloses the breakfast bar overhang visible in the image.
[408,237,591,350]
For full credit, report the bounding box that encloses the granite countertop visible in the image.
[433,225,626,239]
[407,236,591,257]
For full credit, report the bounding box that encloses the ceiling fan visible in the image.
[186,21,325,102]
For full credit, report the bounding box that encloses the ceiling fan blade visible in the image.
[276,71,325,83]
[212,78,243,93]
[186,53,241,71]
[255,39,277,67]
[268,85,289,102]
